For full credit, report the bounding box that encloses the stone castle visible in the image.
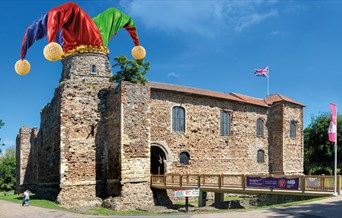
[16,52,304,209]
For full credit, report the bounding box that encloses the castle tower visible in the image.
[266,95,304,175]
[55,52,112,206]
[16,52,155,209]
[20,52,113,206]
[14,2,151,208]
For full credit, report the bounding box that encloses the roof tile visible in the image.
[148,82,304,107]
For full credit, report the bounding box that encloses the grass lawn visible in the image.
[0,191,65,210]
[0,191,329,215]
[251,196,329,209]
[0,191,171,215]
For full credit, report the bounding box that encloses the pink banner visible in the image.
[328,103,337,142]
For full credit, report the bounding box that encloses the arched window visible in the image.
[220,111,231,136]
[179,151,190,165]
[256,118,264,137]
[290,121,296,139]
[172,106,185,132]
[257,149,265,163]
[91,65,96,74]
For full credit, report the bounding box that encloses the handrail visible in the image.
[151,173,341,195]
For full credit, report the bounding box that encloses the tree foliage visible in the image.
[304,113,342,175]
[0,146,16,191]
[0,120,4,154]
[110,55,150,84]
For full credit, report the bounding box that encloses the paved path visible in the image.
[193,194,342,218]
[1,195,342,218]
[0,200,89,218]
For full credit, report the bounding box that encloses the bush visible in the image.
[0,147,16,191]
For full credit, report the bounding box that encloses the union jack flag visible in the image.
[255,66,269,77]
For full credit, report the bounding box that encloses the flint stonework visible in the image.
[16,52,304,210]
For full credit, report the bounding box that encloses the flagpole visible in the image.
[255,66,269,97]
[334,141,337,195]
[267,74,269,97]
[334,105,338,196]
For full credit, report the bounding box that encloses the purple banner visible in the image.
[246,176,299,190]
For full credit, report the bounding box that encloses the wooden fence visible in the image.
[151,174,341,195]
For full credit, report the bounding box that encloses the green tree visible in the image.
[304,113,342,175]
[0,120,4,154]
[110,55,150,84]
[0,146,16,191]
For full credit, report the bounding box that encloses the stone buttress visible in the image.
[105,81,154,210]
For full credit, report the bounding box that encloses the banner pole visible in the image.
[334,141,337,195]
[334,105,338,195]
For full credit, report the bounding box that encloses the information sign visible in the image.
[174,188,199,198]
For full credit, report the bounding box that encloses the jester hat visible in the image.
[15,2,146,75]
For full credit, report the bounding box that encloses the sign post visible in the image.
[174,188,199,213]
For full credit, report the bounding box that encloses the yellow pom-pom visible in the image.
[15,59,31,76]
[131,45,146,60]
[43,42,63,61]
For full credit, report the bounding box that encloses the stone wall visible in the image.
[16,54,304,209]
[117,82,154,208]
[121,82,151,181]
[268,102,284,174]
[150,89,269,175]
[15,85,62,198]
[56,53,112,206]
[103,183,156,210]
[26,83,64,201]
[15,126,37,193]
[106,84,121,196]
[26,128,38,186]
[37,87,62,186]
[267,102,304,175]
[282,103,304,174]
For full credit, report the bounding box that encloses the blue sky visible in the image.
[0,0,341,151]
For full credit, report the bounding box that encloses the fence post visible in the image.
[163,174,167,187]
[242,174,246,190]
[301,175,306,193]
[338,175,341,195]
[180,175,183,187]
[197,174,201,188]
[321,175,325,191]
[218,174,222,189]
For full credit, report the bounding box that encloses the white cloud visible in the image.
[271,30,280,36]
[120,0,279,37]
[168,72,180,78]
[283,1,306,14]
[234,10,278,32]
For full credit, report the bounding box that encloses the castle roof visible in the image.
[265,94,305,107]
[149,82,304,108]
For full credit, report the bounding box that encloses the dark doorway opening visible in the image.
[151,146,166,175]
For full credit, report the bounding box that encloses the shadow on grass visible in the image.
[264,197,341,218]
[210,200,245,209]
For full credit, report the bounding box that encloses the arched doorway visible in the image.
[151,145,166,175]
